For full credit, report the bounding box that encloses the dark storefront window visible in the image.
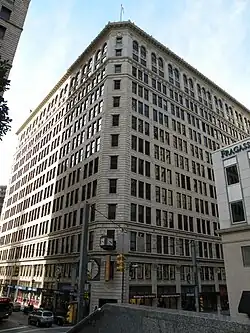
[129,286,155,306]
[157,286,178,309]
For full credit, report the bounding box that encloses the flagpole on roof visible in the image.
[120,4,124,21]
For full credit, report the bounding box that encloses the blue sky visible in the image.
[0,0,250,184]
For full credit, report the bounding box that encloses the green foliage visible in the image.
[0,57,12,140]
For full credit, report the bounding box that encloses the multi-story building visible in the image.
[213,138,250,320]
[1,20,249,312]
[0,0,30,65]
[0,185,6,215]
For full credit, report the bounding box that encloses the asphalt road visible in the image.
[0,312,71,333]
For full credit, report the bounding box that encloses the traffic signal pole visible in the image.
[77,203,90,323]
[191,240,199,312]
[121,231,125,303]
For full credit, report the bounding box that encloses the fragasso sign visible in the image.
[221,141,250,158]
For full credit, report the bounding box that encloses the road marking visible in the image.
[0,327,28,332]
[14,327,72,333]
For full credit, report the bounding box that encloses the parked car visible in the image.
[28,310,53,327]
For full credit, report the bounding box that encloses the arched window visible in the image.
[133,40,139,52]
[140,46,146,58]
[70,77,75,87]
[188,78,193,89]
[151,53,156,64]
[202,87,206,99]
[102,43,107,55]
[168,64,173,76]
[87,58,93,70]
[55,95,58,104]
[197,84,201,94]
[174,68,179,80]
[158,57,164,69]
[214,96,218,106]
[219,99,223,109]
[95,50,101,61]
[83,64,87,74]
[183,74,188,86]
[207,91,211,101]
[60,89,63,98]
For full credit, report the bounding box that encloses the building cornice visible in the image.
[218,223,250,235]
[17,20,250,134]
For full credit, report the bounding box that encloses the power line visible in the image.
[91,205,128,233]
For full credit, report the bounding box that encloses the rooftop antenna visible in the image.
[120,4,124,21]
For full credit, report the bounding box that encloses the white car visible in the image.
[28,310,54,327]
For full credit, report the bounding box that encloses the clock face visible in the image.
[107,238,113,246]
[100,237,105,246]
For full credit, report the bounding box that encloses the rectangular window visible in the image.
[109,179,117,193]
[0,6,11,21]
[115,49,122,56]
[111,134,119,147]
[108,204,117,219]
[0,25,6,39]
[131,203,137,221]
[113,96,120,107]
[156,235,162,254]
[88,231,94,250]
[112,114,120,126]
[241,246,250,266]
[110,156,118,169]
[114,80,121,90]
[225,165,239,185]
[130,231,136,251]
[231,200,245,223]
[114,64,122,73]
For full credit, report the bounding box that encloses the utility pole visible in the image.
[77,203,90,323]
[191,240,199,312]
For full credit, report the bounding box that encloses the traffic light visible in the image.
[13,265,19,277]
[199,296,204,312]
[66,304,73,324]
[105,255,111,281]
[116,254,125,272]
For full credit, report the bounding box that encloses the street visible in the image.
[0,312,71,333]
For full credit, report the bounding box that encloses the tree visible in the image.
[0,57,12,140]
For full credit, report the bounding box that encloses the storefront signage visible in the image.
[159,294,180,298]
[132,294,156,299]
[221,141,250,158]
